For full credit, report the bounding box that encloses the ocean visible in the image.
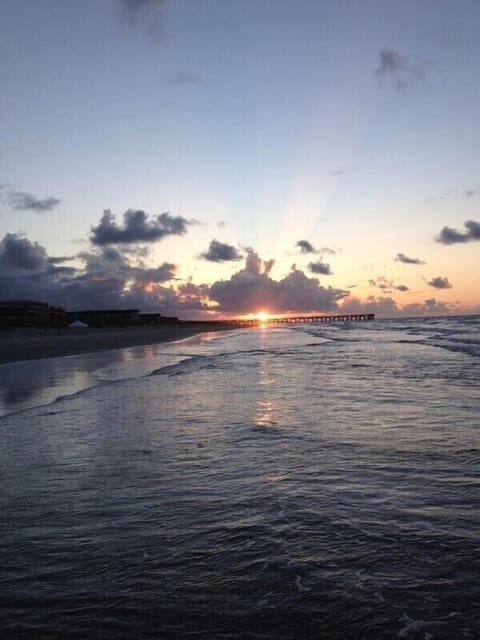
[1,316,479,639]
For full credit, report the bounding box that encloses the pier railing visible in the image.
[232,313,375,326]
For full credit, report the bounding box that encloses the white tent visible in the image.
[68,320,88,328]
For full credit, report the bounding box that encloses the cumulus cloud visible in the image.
[341,295,455,318]
[436,219,480,244]
[90,209,191,245]
[296,240,317,254]
[341,295,399,317]
[428,276,452,289]
[308,260,332,275]
[374,47,427,91]
[0,232,183,311]
[200,239,242,263]
[208,251,346,314]
[7,190,61,212]
[395,252,425,265]
[0,233,49,271]
[402,298,454,316]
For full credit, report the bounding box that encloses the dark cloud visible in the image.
[0,233,182,312]
[436,219,480,244]
[90,209,190,245]
[7,191,61,212]
[165,72,202,86]
[0,233,48,271]
[200,239,243,263]
[374,48,427,91]
[465,219,480,240]
[208,252,346,314]
[436,226,468,244]
[308,260,332,275]
[132,263,176,283]
[395,252,425,265]
[48,255,75,265]
[296,240,317,254]
[428,276,452,289]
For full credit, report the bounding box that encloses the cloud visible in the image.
[90,209,191,245]
[319,247,336,256]
[341,295,456,318]
[428,276,452,289]
[296,240,317,254]
[165,72,202,86]
[200,239,243,263]
[369,276,409,293]
[395,252,425,265]
[7,191,61,212]
[308,260,332,275]
[374,47,427,91]
[465,188,478,198]
[465,219,480,240]
[208,252,346,314]
[0,233,48,271]
[436,219,480,244]
[118,0,165,39]
[0,232,185,312]
[402,298,455,317]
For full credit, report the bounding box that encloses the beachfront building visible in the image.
[0,300,66,328]
[65,309,141,328]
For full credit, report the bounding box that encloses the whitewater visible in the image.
[1,316,479,639]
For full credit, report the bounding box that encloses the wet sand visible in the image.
[0,324,239,365]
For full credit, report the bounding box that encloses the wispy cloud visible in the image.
[395,252,425,265]
[7,190,61,212]
[369,276,409,293]
[200,239,242,263]
[436,219,480,244]
[165,72,202,87]
[374,47,429,92]
[118,0,165,39]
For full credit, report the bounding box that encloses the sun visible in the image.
[256,311,270,322]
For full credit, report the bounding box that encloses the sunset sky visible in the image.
[1,0,479,318]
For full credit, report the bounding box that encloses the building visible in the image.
[0,300,65,328]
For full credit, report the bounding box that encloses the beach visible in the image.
[0,323,239,365]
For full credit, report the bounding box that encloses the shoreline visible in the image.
[0,324,240,365]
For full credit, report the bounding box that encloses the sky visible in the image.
[1,0,479,319]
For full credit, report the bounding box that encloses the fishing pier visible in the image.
[233,313,375,326]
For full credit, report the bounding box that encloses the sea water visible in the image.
[1,317,479,639]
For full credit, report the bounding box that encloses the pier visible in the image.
[232,313,375,326]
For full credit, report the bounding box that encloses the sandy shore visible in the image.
[0,324,239,365]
